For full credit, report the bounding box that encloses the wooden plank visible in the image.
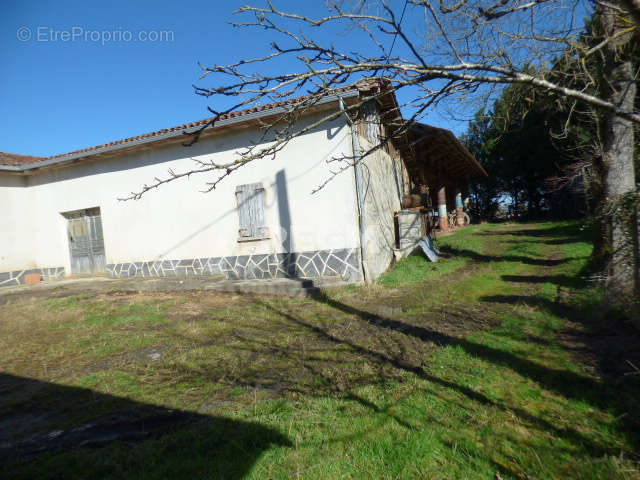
[236,184,252,237]
[236,182,268,239]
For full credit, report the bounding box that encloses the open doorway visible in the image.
[62,207,106,275]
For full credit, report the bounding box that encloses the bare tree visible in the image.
[127,0,639,303]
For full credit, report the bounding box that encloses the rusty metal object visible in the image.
[402,194,423,208]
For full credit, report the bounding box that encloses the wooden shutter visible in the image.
[236,183,269,239]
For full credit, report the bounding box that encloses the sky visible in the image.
[1,1,265,156]
[0,1,466,157]
[0,1,589,158]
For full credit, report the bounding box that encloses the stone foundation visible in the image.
[0,267,66,288]
[106,248,362,282]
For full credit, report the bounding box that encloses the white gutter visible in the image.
[1,90,360,173]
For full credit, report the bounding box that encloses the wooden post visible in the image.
[437,176,448,231]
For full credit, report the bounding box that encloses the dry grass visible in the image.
[0,229,506,418]
[2,222,639,479]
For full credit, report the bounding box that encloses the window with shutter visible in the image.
[235,183,269,241]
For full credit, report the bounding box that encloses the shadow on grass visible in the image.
[256,296,638,459]
[475,223,587,239]
[441,222,592,271]
[500,237,582,245]
[0,372,290,479]
[243,219,637,457]
[305,292,607,408]
[437,245,572,266]
[5,221,633,476]
[501,274,587,289]
[481,293,640,434]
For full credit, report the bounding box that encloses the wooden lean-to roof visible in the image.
[401,123,487,184]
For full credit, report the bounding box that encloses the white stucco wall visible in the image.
[358,136,405,280]
[1,113,361,276]
[0,175,35,270]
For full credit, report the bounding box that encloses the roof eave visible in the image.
[0,89,360,173]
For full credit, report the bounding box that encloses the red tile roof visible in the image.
[0,152,44,166]
[0,82,371,168]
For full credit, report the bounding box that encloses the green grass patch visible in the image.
[378,254,467,288]
[43,293,97,310]
[83,301,172,327]
[379,225,489,288]
[3,221,639,480]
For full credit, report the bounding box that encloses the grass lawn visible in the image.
[1,222,639,479]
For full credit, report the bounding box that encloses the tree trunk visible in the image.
[597,6,638,301]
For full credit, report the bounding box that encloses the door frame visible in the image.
[61,207,106,276]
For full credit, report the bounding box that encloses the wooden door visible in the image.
[65,208,106,275]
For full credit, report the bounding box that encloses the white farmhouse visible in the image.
[0,79,486,288]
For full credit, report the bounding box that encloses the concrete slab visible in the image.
[0,274,352,301]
